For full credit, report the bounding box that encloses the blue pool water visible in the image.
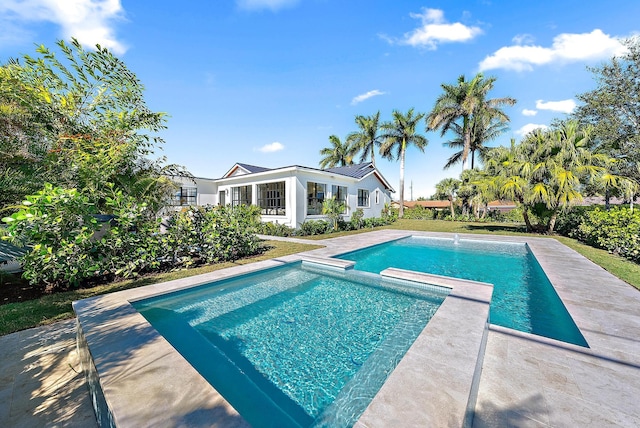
[134,263,447,427]
[337,236,588,347]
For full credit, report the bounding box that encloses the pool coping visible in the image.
[74,229,640,427]
[73,231,493,427]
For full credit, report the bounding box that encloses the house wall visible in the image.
[174,167,393,228]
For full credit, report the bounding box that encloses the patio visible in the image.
[2,230,639,427]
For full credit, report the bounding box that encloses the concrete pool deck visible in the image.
[3,230,640,427]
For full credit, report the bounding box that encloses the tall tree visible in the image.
[319,135,353,169]
[483,121,625,233]
[572,37,640,186]
[427,73,515,170]
[442,113,509,170]
[346,111,383,166]
[0,61,66,209]
[0,39,187,212]
[380,108,428,218]
[434,177,460,218]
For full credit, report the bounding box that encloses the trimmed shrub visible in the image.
[298,220,332,236]
[255,221,295,237]
[403,206,435,220]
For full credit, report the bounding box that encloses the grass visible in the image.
[0,240,323,336]
[2,219,639,336]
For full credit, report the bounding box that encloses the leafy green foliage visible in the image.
[319,135,354,169]
[2,184,101,286]
[2,186,264,287]
[481,121,622,233]
[298,220,332,236]
[402,206,435,220]
[255,221,296,237]
[321,196,346,231]
[349,208,365,229]
[573,37,640,184]
[1,39,188,212]
[346,111,383,166]
[427,72,515,170]
[572,207,640,262]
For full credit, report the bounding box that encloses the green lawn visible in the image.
[2,219,639,337]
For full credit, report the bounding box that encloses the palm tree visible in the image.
[346,111,383,166]
[380,108,428,218]
[483,121,616,233]
[322,196,346,231]
[434,177,460,219]
[428,73,515,170]
[319,135,354,169]
[442,113,509,170]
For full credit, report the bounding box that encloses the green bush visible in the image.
[349,208,365,230]
[298,220,331,236]
[403,206,435,220]
[163,205,262,265]
[2,185,103,286]
[573,207,640,262]
[2,187,264,287]
[255,221,295,237]
[554,206,598,237]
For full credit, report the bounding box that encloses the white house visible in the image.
[170,162,395,228]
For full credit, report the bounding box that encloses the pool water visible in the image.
[337,236,588,347]
[134,263,447,427]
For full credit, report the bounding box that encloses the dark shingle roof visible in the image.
[323,162,375,179]
[236,163,272,174]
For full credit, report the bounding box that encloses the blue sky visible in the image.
[1,1,639,198]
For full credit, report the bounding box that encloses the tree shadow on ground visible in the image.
[473,394,547,427]
[463,224,529,234]
[0,319,97,427]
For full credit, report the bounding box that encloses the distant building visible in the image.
[391,200,450,210]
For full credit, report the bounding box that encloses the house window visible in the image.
[232,185,252,206]
[258,181,286,215]
[331,185,348,214]
[172,187,197,206]
[357,189,369,207]
[307,182,326,215]
[375,189,380,205]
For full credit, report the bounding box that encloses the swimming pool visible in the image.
[337,236,588,347]
[133,263,447,427]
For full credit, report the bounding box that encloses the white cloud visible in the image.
[0,0,127,54]
[236,0,298,11]
[391,8,482,49]
[522,109,537,116]
[535,99,576,114]
[258,142,285,153]
[479,29,626,72]
[516,123,548,136]
[351,89,385,105]
[512,33,535,45]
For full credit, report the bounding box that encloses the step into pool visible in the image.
[133,263,448,427]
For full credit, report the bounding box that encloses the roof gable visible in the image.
[223,163,271,178]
